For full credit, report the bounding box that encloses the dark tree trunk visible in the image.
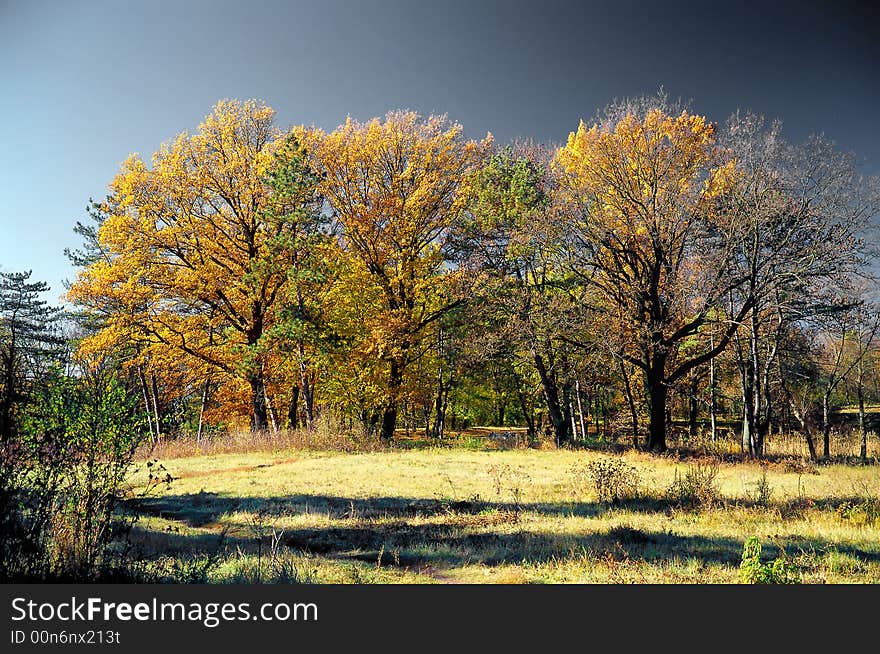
[709,344,717,443]
[287,385,300,430]
[362,409,381,438]
[380,405,398,442]
[858,370,867,461]
[0,395,11,442]
[645,365,668,453]
[299,351,315,430]
[786,393,818,462]
[688,370,699,438]
[432,382,448,440]
[533,353,570,446]
[513,372,536,441]
[602,389,610,440]
[423,400,432,438]
[0,343,16,442]
[379,360,404,441]
[247,303,266,433]
[805,431,818,462]
[250,373,268,432]
[619,360,639,448]
[431,363,449,439]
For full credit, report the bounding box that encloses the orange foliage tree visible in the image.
[68,100,326,431]
[554,104,751,452]
[301,112,490,440]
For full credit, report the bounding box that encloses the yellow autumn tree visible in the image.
[554,105,749,452]
[69,100,327,431]
[317,252,388,432]
[300,112,490,440]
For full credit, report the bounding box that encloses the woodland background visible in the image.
[2,92,879,581]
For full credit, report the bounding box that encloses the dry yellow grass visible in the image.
[124,437,880,584]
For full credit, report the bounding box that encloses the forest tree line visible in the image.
[5,93,880,461]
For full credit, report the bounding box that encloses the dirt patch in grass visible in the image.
[171,457,300,481]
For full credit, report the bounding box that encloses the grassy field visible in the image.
[123,433,880,584]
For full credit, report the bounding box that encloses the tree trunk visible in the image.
[736,305,778,459]
[563,383,575,443]
[786,391,818,462]
[423,400,432,439]
[619,360,639,448]
[514,372,536,441]
[299,352,315,430]
[250,373,268,432]
[742,384,757,457]
[602,388,610,440]
[805,430,818,462]
[197,377,210,444]
[0,344,17,442]
[150,374,162,439]
[822,392,831,459]
[432,384,448,440]
[287,385,300,430]
[576,378,587,444]
[246,303,267,433]
[858,361,867,461]
[0,394,11,442]
[380,360,403,441]
[137,367,155,444]
[709,346,717,443]
[583,389,591,440]
[380,403,398,441]
[432,364,448,439]
[799,405,818,462]
[798,417,818,461]
[645,368,668,453]
[688,369,699,438]
[265,388,279,433]
[362,409,380,438]
[533,353,570,446]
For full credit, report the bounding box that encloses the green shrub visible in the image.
[739,537,800,584]
[0,365,146,581]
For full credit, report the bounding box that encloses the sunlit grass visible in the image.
[124,443,880,584]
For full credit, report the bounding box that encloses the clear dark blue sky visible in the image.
[1,0,878,302]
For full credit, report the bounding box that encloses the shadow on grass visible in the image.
[125,491,667,525]
[123,492,880,571]
[126,489,880,524]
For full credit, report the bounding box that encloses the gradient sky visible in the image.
[1,0,878,303]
